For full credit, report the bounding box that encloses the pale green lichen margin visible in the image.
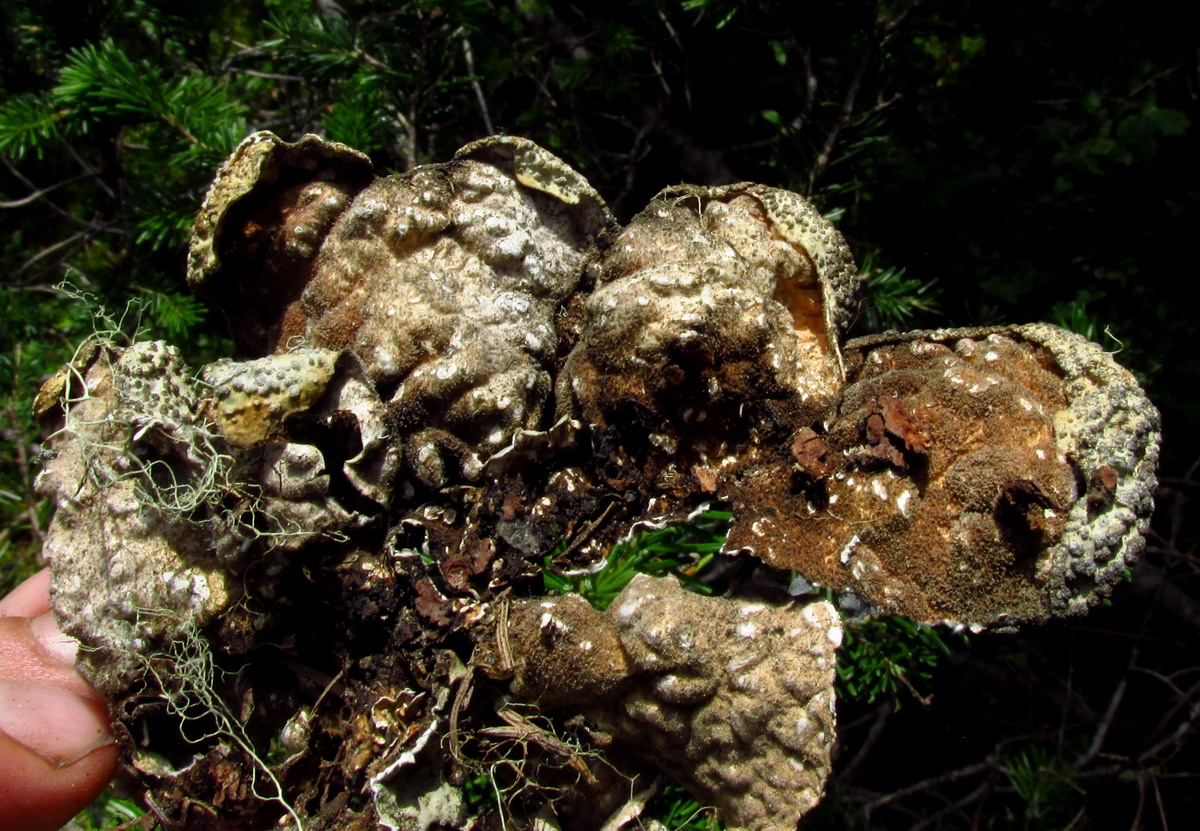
[753,185,861,340]
[454,135,614,219]
[846,323,1161,620]
[200,348,342,446]
[186,131,372,289]
[1022,322,1161,616]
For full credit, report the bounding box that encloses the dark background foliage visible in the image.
[1,1,1196,827]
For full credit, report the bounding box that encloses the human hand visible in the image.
[0,568,120,831]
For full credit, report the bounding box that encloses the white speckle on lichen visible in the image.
[838,534,860,565]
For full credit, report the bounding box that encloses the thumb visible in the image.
[0,571,120,831]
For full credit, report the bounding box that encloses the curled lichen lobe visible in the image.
[561,185,856,435]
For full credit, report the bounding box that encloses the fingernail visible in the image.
[29,612,80,667]
[0,679,115,767]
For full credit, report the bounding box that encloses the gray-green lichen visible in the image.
[35,340,394,699]
[37,341,236,700]
[190,132,616,488]
[200,348,341,447]
[506,575,840,831]
[34,132,1160,831]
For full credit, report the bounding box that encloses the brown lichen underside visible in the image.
[727,327,1150,625]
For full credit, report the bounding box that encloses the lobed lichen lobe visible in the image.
[505,576,840,831]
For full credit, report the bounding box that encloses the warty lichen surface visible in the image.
[34,340,396,701]
[191,132,615,488]
[506,575,840,831]
[33,132,1160,830]
[560,183,857,438]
